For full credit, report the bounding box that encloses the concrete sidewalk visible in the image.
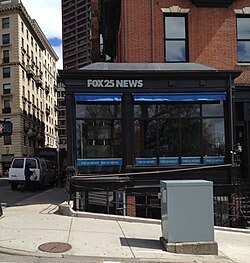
[0,188,250,262]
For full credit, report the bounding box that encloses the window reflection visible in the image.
[165,41,186,62]
[181,119,201,156]
[203,118,225,156]
[202,101,223,116]
[76,120,122,159]
[237,42,250,62]
[164,15,187,62]
[237,18,250,39]
[76,104,121,119]
[165,16,185,38]
[134,120,157,158]
[134,104,156,118]
[134,102,225,165]
[159,119,179,156]
[237,17,250,62]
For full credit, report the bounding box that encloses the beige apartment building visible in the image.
[0,0,58,176]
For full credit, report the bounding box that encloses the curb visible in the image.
[58,202,250,233]
[0,246,64,258]
[58,201,161,225]
[0,245,234,262]
[215,226,250,234]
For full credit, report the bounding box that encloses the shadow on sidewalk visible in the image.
[120,237,163,250]
[14,187,68,207]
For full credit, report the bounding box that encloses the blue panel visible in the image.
[77,158,123,166]
[133,92,226,102]
[159,157,179,165]
[135,158,157,166]
[203,156,225,164]
[181,157,201,165]
[75,93,122,102]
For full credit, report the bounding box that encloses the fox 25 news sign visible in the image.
[0,121,12,136]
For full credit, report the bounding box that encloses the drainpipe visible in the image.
[229,74,234,165]
[151,0,155,62]
[123,0,128,62]
[229,74,235,185]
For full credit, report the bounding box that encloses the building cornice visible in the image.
[161,6,190,13]
[234,7,250,14]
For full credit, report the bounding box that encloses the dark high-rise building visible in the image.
[60,0,100,151]
[61,0,100,70]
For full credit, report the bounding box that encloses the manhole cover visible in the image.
[38,242,72,253]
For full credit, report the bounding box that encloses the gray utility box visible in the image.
[160,180,214,243]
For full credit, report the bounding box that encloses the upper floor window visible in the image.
[237,16,250,63]
[3,50,9,63]
[21,22,24,32]
[2,17,9,29]
[4,134,11,145]
[2,99,11,114]
[3,67,10,78]
[2,33,10,45]
[3,83,11,94]
[164,15,188,62]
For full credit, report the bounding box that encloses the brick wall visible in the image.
[126,195,136,217]
[118,0,250,83]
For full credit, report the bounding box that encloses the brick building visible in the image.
[60,0,250,227]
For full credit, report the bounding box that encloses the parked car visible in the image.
[8,157,55,190]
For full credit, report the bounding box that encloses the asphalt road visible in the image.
[0,177,46,207]
[0,252,171,263]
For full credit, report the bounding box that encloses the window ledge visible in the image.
[1,94,12,98]
[237,63,250,66]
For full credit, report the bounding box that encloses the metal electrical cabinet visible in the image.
[160,180,214,243]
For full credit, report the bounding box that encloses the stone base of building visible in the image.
[160,237,218,255]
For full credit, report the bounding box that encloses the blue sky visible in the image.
[21,0,63,69]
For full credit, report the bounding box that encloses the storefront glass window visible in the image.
[76,104,121,119]
[159,119,179,157]
[134,101,225,165]
[76,120,122,159]
[202,101,224,117]
[181,119,201,156]
[76,100,122,172]
[134,120,157,158]
[134,104,156,118]
[203,118,225,156]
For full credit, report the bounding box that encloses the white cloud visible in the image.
[21,0,63,69]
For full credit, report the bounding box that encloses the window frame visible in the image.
[236,15,250,63]
[133,101,225,165]
[3,83,11,94]
[2,33,10,45]
[3,67,10,78]
[3,50,9,63]
[164,14,189,62]
[4,134,11,145]
[2,17,9,29]
[2,99,11,114]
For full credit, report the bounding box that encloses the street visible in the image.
[0,252,167,263]
[0,177,44,207]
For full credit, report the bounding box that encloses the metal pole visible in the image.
[0,203,2,217]
[56,136,60,184]
[76,192,80,211]
[123,190,126,216]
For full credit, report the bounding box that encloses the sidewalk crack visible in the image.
[117,221,136,258]
[66,217,73,244]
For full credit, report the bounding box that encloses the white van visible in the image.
[8,157,55,190]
